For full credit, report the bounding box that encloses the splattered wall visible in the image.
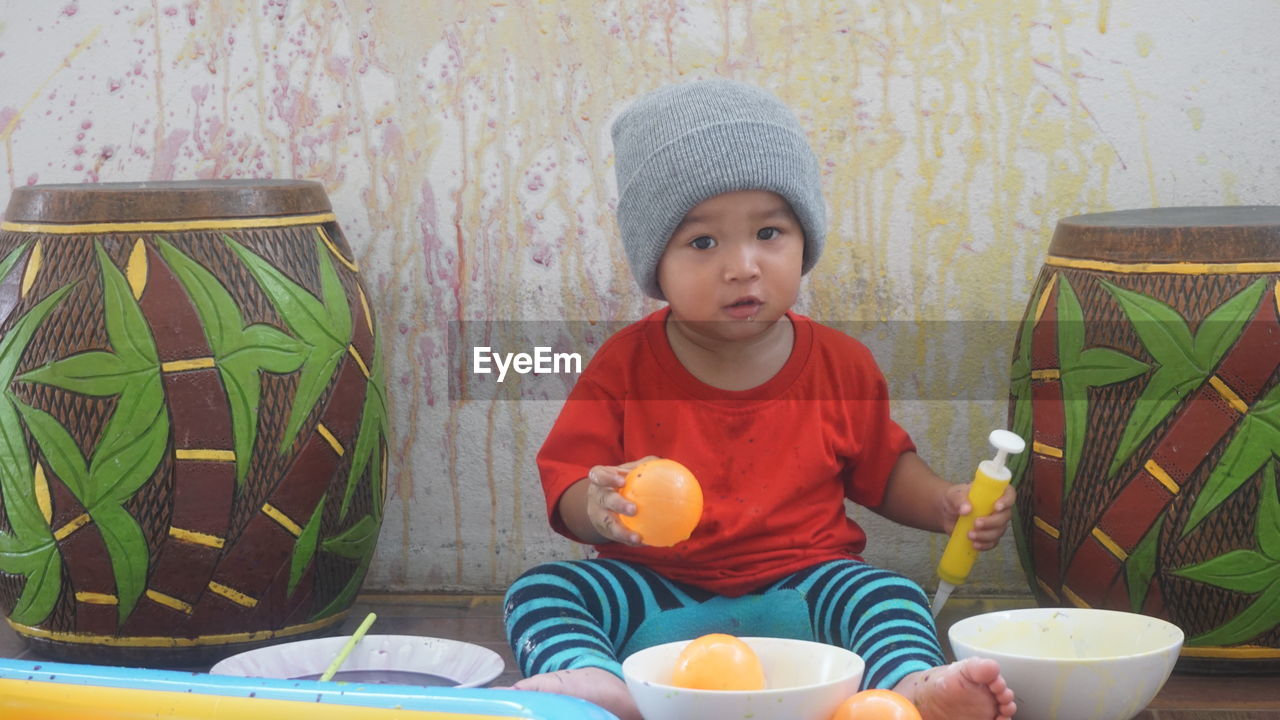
[1,1,1277,594]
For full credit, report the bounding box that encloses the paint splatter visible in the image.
[0,0,1272,597]
[1186,107,1204,131]
[1135,32,1154,57]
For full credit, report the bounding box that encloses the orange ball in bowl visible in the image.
[829,689,922,720]
[618,458,703,547]
[670,633,766,691]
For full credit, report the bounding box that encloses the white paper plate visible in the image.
[209,634,504,688]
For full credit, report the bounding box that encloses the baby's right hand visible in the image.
[586,456,659,546]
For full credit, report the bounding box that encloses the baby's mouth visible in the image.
[724,297,763,318]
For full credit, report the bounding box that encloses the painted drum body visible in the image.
[1008,206,1280,672]
[0,180,387,667]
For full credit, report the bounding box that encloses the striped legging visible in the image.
[503,558,943,691]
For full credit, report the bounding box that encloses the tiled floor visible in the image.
[2,594,1277,718]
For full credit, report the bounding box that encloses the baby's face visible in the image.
[656,190,803,339]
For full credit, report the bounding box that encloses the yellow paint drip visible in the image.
[1186,107,1204,131]
[1135,32,1154,57]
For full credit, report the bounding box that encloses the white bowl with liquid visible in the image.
[949,608,1183,720]
[622,636,864,720]
[210,634,504,688]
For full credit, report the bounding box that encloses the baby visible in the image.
[503,79,1017,720]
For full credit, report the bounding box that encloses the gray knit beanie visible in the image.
[611,78,827,300]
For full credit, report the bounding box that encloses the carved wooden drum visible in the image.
[1008,206,1280,671]
[0,180,386,666]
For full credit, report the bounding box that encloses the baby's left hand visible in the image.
[944,483,1016,551]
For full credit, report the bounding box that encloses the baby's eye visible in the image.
[690,236,717,250]
[757,227,780,240]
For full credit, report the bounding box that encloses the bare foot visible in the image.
[892,657,1016,720]
[512,667,643,720]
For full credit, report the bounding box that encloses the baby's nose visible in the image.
[723,244,761,279]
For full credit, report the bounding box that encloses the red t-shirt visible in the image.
[536,308,915,596]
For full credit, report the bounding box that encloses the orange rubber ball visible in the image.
[618,458,703,547]
[670,633,766,691]
[829,689,922,720]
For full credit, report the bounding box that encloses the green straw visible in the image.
[318,612,377,682]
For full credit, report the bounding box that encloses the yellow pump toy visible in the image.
[931,429,1025,618]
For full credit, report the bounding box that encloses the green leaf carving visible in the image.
[17,400,155,628]
[1260,463,1280,561]
[321,514,379,560]
[0,268,73,626]
[340,337,387,520]
[21,351,138,397]
[1184,385,1280,535]
[1174,549,1280,594]
[1057,277,1150,493]
[315,513,381,619]
[1176,460,1280,646]
[154,238,306,485]
[225,235,353,451]
[15,243,169,625]
[1103,279,1265,477]
[0,242,31,325]
[288,495,325,596]
[1188,590,1280,647]
[5,548,60,624]
[1126,515,1163,613]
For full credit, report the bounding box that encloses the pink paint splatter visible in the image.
[326,55,351,78]
[419,335,437,406]
[150,128,190,180]
[418,179,441,258]
[62,2,78,17]
[532,243,552,267]
[26,174,38,185]
[0,106,18,134]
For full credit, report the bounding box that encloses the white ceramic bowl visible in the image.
[622,637,864,720]
[209,634,504,688]
[948,608,1183,720]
